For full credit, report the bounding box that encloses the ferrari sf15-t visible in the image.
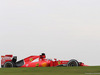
[1,53,87,68]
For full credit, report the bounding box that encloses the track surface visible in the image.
[0,66,100,75]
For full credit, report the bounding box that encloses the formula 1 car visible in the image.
[1,53,87,68]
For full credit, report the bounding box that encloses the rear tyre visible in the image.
[67,59,79,67]
[4,61,14,68]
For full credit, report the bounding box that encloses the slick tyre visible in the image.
[4,61,14,68]
[67,59,79,67]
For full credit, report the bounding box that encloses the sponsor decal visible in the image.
[36,63,39,67]
[62,62,67,64]
[58,61,61,65]
[26,64,29,67]
[2,57,12,60]
[30,58,33,62]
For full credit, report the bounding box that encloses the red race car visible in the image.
[1,53,88,68]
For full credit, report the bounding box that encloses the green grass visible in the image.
[0,66,100,75]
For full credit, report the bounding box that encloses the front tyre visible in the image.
[67,59,79,67]
[4,61,14,68]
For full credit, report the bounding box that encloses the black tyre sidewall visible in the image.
[67,59,79,67]
[4,61,14,68]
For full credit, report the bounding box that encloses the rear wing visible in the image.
[1,55,13,67]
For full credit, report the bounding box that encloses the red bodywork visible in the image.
[1,53,88,68]
[1,55,13,66]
